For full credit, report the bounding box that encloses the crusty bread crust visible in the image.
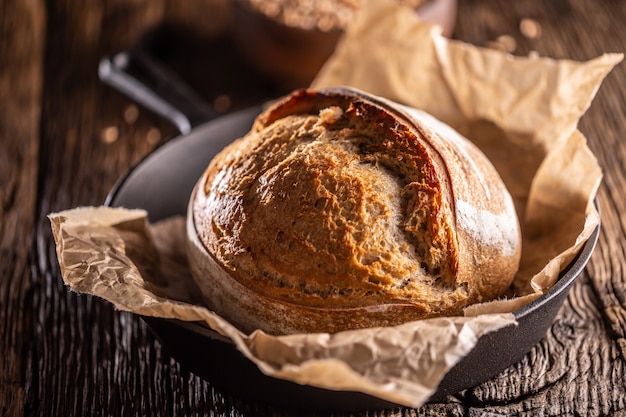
[188,88,521,335]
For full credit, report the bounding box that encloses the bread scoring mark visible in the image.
[399,106,491,200]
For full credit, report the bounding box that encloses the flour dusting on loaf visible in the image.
[187,88,521,335]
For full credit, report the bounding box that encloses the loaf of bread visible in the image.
[187,88,521,335]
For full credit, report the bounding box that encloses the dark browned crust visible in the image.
[189,88,521,335]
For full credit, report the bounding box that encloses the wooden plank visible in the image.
[0,0,45,415]
[459,274,625,416]
[30,1,167,415]
[580,47,626,360]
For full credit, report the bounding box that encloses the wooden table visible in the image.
[2,0,625,415]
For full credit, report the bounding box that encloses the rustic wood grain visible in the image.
[584,57,626,361]
[460,273,625,416]
[0,0,45,415]
[1,0,625,416]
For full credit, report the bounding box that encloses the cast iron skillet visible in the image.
[99,51,600,411]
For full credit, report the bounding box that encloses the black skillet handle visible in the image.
[98,50,218,134]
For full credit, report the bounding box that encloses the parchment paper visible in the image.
[49,0,622,409]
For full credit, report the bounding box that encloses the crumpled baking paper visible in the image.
[49,0,622,409]
[49,207,515,407]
